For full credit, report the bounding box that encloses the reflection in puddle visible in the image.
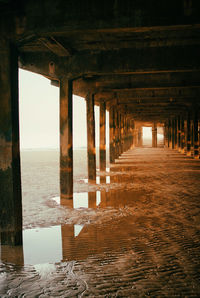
[96,191,101,206]
[106,176,110,184]
[23,226,62,265]
[0,168,149,297]
[73,192,88,209]
[1,217,135,266]
[74,224,84,237]
[52,188,144,210]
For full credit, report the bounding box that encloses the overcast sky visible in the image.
[19,69,88,149]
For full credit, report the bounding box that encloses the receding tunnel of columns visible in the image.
[59,81,136,200]
[0,38,200,251]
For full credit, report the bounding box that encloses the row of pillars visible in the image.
[164,112,200,159]
[0,40,136,212]
[86,96,135,183]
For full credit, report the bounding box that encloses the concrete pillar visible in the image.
[0,39,22,243]
[127,119,130,149]
[132,122,136,147]
[117,111,121,155]
[168,119,172,148]
[164,123,168,147]
[191,119,194,156]
[177,116,181,152]
[120,114,124,154]
[118,113,122,155]
[194,110,199,159]
[86,93,96,181]
[138,126,143,147]
[60,78,73,199]
[152,122,157,147]
[187,112,191,156]
[113,108,118,159]
[88,192,96,208]
[174,118,178,149]
[1,236,24,265]
[109,106,115,163]
[100,101,106,171]
[171,119,175,149]
[180,117,185,153]
[124,117,127,150]
[114,109,119,158]
[120,114,124,153]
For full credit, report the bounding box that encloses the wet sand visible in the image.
[1,147,200,296]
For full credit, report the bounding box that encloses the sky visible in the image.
[19,69,88,149]
[19,69,125,150]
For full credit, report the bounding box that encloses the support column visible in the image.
[177,116,181,152]
[100,101,106,171]
[118,113,122,155]
[171,119,175,149]
[168,119,172,148]
[117,111,120,155]
[164,123,168,147]
[114,110,119,158]
[113,108,118,159]
[86,93,96,181]
[120,114,124,153]
[194,110,199,159]
[109,106,115,163]
[187,111,191,156]
[180,117,185,154]
[0,39,22,243]
[152,122,157,148]
[88,192,96,208]
[60,78,73,199]
[174,118,178,149]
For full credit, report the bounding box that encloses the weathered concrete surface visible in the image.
[109,106,115,163]
[100,101,106,171]
[60,79,73,199]
[0,39,22,238]
[86,93,96,181]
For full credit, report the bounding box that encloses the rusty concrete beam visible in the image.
[94,72,200,89]
[38,37,73,56]
[114,86,200,100]
[19,44,200,79]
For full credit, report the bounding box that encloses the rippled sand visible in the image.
[1,147,200,297]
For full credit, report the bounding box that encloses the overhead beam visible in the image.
[19,45,200,79]
[38,37,73,57]
[93,72,200,89]
[115,86,200,99]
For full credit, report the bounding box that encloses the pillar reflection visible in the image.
[0,195,23,265]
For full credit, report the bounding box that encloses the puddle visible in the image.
[1,217,137,267]
[52,189,145,211]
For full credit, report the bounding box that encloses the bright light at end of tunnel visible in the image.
[143,127,152,138]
